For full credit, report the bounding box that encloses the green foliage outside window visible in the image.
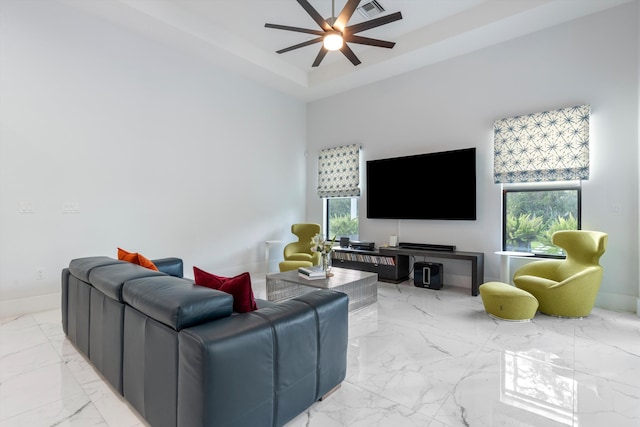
[327,198,359,240]
[504,189,580,255]
[506,213,544,251]
[330,214,359,237]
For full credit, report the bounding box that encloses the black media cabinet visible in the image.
[332,248,410,283]
[379,247,484,296]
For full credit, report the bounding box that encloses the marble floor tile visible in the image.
[433,347,576,427]
[286,382,435,427]
[0,391,107,427]
[1,280,639,427]
[573,308,640,356]
[0,315,49,359]
[81,381,147,427]
[32,309,65,339]
[573,334,640,388]
[483,317,576,369]
[0,361,85,421]
[574,371,640,427]
[347,318,482,417]
[0,341,60,381]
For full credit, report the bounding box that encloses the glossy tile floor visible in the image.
[1,280,639,427]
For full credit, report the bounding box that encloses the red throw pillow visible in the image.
[117,247,159,271]
[193,267,258,313]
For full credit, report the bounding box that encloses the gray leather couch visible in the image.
[61,256,348,427]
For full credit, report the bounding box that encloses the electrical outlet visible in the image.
[36,268,45,280]
[62,202,80,214]
[19,201,34,213]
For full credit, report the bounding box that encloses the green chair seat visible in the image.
[279,260,313,272]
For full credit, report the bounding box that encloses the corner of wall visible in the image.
[637,0,640,319]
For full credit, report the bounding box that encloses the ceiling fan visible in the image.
[265,0,402,67]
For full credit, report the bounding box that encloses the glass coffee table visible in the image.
[266,267,378,312]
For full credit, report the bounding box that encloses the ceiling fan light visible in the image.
[324,33,343,51]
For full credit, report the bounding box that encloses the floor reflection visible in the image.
[501,350,575,426]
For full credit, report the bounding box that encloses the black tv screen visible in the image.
[366,147,477,220]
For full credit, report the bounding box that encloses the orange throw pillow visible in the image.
[117,247,159,271]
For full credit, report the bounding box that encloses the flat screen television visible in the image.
[366,147,476,220]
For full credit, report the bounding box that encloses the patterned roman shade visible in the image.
[493,105,590,183]
[317,143,362,198]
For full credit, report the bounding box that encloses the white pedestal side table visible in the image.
[265,240,283,273]
[494,251,534,284]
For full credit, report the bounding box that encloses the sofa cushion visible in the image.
[193,267,258,313]
[69,256,122,283]
[118,248,159,271]
[90,262,166,302]
[123,276,234,331]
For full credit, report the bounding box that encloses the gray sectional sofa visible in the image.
[61,256,349,427]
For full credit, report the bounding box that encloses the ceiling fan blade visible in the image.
[346,11,402,35]
[297,0,332,31]
[312,46,329,67]
[340,43,361,66]
[345,34,395,49]
[276,37,323,54]
[265,23,324,36]
[333,0,360,32]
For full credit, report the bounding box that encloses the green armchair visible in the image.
[513,230,608,317]
[283,223,322,265]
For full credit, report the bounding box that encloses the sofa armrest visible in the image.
[152,257,184,278]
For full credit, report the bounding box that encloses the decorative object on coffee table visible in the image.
[311,233,336,276]
[298,265,326,280]
[321,252,333,275]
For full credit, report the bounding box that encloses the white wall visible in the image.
[307,3,639,312]
[0,0,307,316]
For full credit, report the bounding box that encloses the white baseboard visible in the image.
[0,292,60,318]
[594,291,638,314]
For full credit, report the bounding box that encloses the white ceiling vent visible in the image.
[357,1,385,19]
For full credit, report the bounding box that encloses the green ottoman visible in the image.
[278,260,313,272]
[479,281,539,321]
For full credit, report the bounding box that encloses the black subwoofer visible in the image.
[414,262,443,289]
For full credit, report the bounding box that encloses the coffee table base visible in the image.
[266,267,378,312]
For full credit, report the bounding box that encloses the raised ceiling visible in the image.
[71,0,633,101]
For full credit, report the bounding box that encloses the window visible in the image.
[502,183,581,256]
[494,105,589,257]
[326,197,359,241]
[317,143,362,241]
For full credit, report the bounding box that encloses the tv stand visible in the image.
[380,247,484,296]
[332,248,409,283]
